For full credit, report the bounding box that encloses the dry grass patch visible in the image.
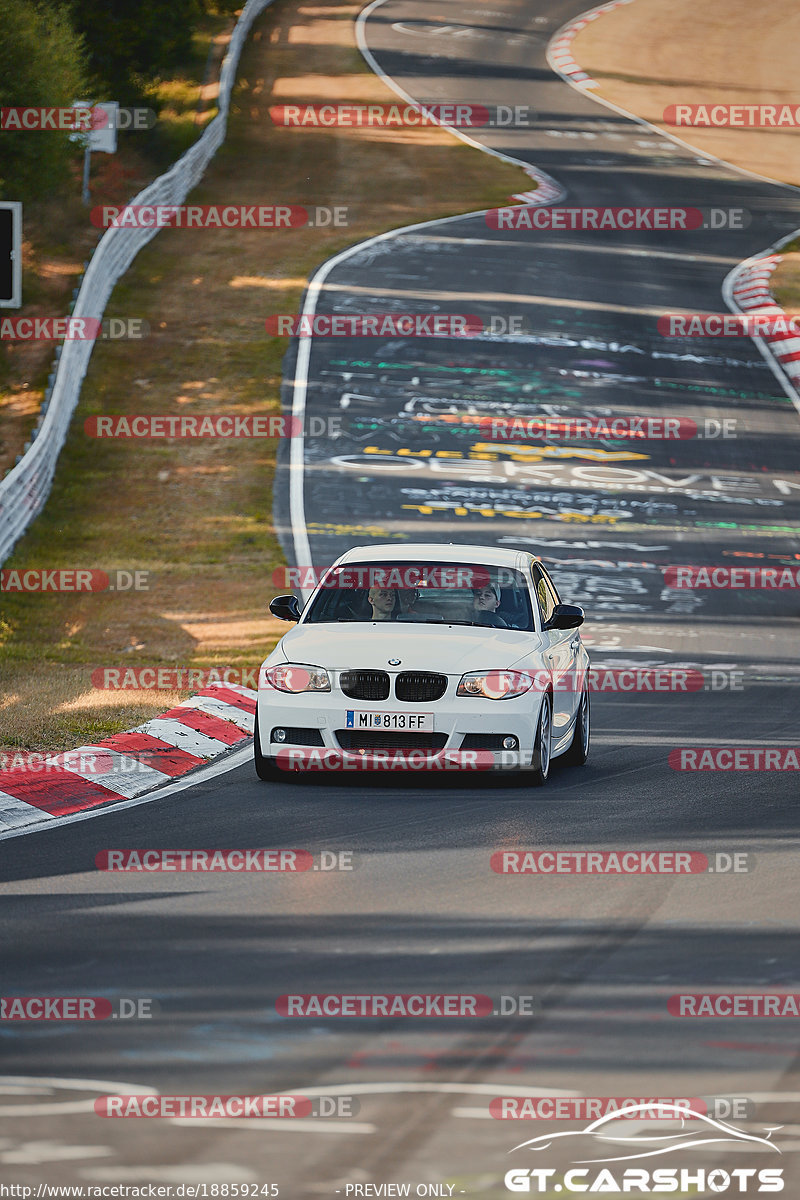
[773,247,800,315]
[0,0,529,754]
[570,0,800,187]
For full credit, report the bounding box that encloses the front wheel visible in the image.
[561,686,590,767]
[525,692,552,788]
[254,708,283,782]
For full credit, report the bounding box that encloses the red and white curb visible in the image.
[0,684,256,831]
[725,248,800,413]
[547,0,635,90]
[729,255,800,380]
[511,168,565,206]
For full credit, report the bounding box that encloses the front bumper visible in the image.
[256,684,545,771]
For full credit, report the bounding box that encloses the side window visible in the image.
[531,565,555,624]
[540,565,562,611]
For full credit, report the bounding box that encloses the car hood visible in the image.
[276,622,543,673]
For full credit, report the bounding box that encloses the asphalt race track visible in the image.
[2,0,799,1195]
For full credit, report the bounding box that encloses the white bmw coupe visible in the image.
[255,543,590,786]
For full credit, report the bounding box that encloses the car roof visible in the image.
[333,543,541,569]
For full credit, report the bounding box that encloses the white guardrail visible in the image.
[0,0,274,566]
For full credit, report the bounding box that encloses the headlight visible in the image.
[264,663,331,693]
[457,669,536,700]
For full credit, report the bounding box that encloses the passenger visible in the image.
[398,587,421,616]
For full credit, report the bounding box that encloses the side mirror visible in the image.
[543,603,584,631]
[269,594,302,622]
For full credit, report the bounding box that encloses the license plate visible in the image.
[346,710,434,731]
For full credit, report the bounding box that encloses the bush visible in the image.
[0,0,89,201]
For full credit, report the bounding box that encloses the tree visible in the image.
[63,0,203,105]
[0,0,89,200]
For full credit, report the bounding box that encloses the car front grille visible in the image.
[335,731,448,752]
[339,670,390,701]
[395,671,448,702]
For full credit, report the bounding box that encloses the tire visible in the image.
[254,708,283,782]
[561,686,590,767]
[525,691,552,788]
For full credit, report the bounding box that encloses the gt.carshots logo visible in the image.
[503,1104,784,1192]
[504,1168,784,1193]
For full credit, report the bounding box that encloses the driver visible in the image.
[368,585,397,620]
[471,582,508,628]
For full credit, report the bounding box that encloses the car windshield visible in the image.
[302,561,535,631]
